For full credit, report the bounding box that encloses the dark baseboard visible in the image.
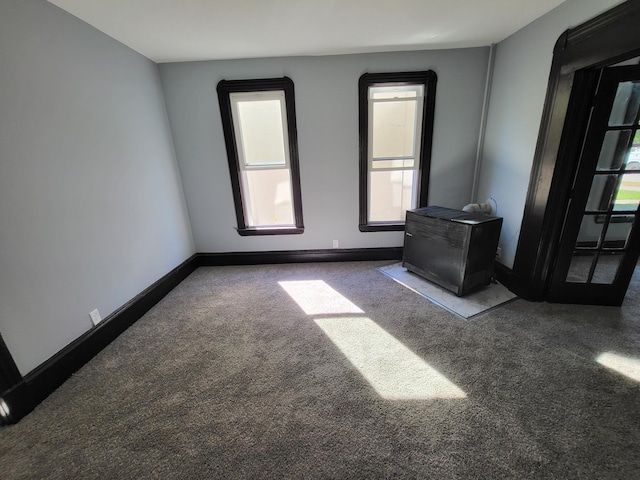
[0,254,199,425]
[198,247,403,266]
[0,247,402,425]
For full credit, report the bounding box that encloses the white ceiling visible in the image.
[48,0,566,63]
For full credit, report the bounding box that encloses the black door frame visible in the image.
[500,0,640,301]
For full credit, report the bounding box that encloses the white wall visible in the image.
[159,49,489,252]
[0,0,195,375]
[476,0,625,268]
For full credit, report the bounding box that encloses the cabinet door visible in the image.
[403,216,465,294]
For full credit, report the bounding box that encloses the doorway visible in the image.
[505,0,640,304]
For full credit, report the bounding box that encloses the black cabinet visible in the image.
[402,206,503,296]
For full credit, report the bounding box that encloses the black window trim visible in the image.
[217,76,304,236]
[358,70,437,232]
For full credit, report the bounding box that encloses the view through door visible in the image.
[548,63,640,305]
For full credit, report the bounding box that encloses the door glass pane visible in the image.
[592,253,622,284]
[576,214,602,248]
[613,173,640,211]
[372,100,417,158]
[597,130,632,170]
[586,175,617,211]
[609,81,640,126]
[603,217,634,248]
[566,253,595,283]
[626,130,640,170]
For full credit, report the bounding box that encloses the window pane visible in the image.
[236,98,286,166]
[608,81,640,127]
[370,85,423,99]
[243,169,294,226]
[596,130,632,171]
[369,170,414,222]
[372,158,415,169]
[372,100,417,158]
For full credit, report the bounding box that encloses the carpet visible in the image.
[1,261,639,479]
[378,262,517,319]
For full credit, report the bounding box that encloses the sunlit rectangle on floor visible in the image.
[315,317,466,400]
[279,280,364,315]
[597,352,640,383]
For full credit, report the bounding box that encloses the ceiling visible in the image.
[48,0,566,63]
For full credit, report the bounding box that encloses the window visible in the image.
[217,77,304,235]
[359,71,437,231]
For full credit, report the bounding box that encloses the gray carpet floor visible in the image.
[1,260,640,479]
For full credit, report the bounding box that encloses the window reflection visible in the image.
[597,130,632,171]
[608,81,640,126]
[614,173,640,212]
[591,253,621,284]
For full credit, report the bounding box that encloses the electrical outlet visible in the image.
[89,308,102,326]
[333,240,339,248]
[496,247,502,260]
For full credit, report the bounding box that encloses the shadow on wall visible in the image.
[427,157,476,210]
[476,154,528,267]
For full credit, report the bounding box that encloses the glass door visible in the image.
[548,65,640,305]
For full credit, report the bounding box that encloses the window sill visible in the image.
[236,227,304,236]
[359,223,405,232]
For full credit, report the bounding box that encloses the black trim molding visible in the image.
[358,71,437,232]
[509,0,640,300]
[494,261,527,298]
[198,247,403,266]
[236,227,304,237]
[0,247,402,424]
[217,76,304,236]
[0,255,199,425]
[359,223,406,232]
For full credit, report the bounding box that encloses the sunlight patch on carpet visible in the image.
[279,280,364,315]
[315,317,466,400]
[279,280,466,400]
[597,352,640,383]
